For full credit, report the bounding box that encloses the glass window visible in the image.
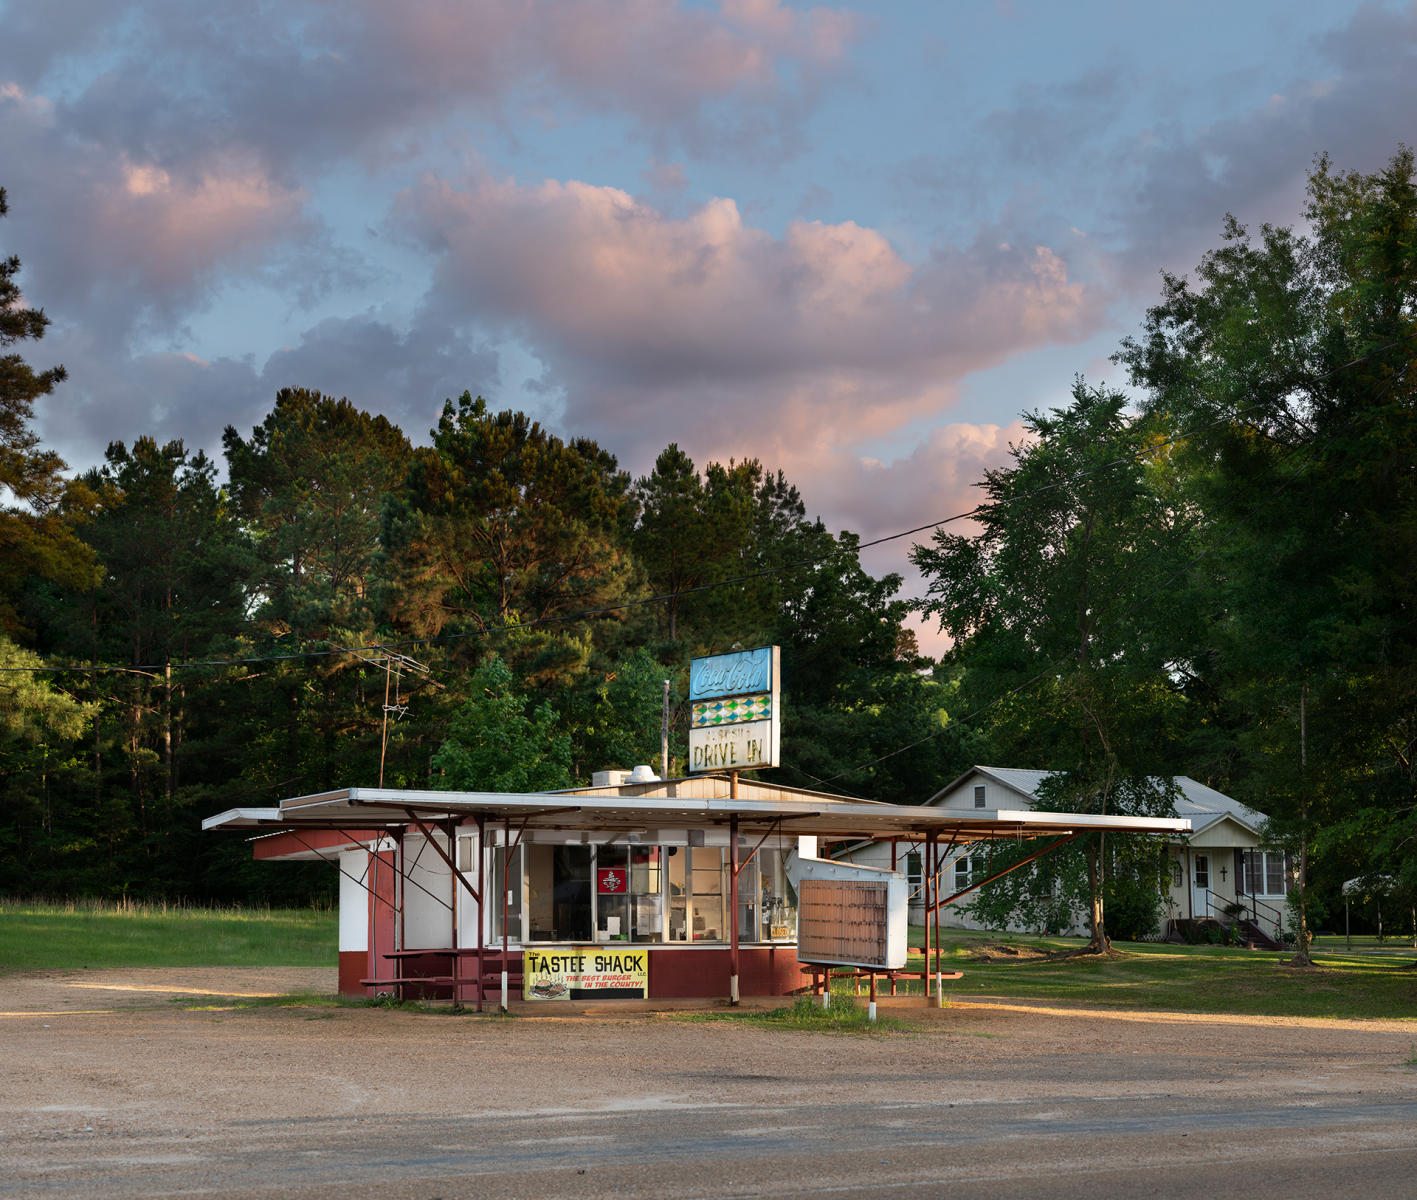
[736,853,759,942]
[690,846,725,941]
[1195,855,1209,889]
[526,843,592,941]
[757,848,796,941]
[1265,853,1285,895]
[1243,851,1259,895]
[974,785,986,808]
[1244,851,1289,896]
[596,845,631,942]
[489,842,524,942]
[954,856,971,890]
[629,845,664,942]
[667,845,688,942]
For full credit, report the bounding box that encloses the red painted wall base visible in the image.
[339,950,371,998]
[338,945,805,1001]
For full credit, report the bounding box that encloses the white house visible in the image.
[844,766,1290,946]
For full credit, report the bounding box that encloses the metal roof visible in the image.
[204,775,1190,842]
[929,766,1264,836]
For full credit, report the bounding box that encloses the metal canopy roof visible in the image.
[203,777,1190,842]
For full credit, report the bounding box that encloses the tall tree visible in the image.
[630,444,713,643]
[384,393,640,686]
[0,187,98,637]
[224,388,410,638]
[36,438,253,892]
[912,381,1192,950]
[1115,147,1417,963]
[0,635,95,893]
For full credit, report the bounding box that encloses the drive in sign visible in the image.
[687,646,780,772]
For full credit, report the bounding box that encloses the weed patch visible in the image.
[677,994,904,1033]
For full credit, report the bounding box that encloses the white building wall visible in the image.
[338,848,369,952]
[402,830,454,948]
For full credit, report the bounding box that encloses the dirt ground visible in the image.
[3,966,1417,1199]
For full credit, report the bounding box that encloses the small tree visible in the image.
[431,656,572,792]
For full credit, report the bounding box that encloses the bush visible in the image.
[1104,873,1162,941]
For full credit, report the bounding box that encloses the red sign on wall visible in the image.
[597,868,627,895]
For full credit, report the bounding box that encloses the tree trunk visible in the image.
[1086,839,1110,952]
[1289,683,1314,966]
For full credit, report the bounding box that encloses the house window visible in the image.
[1194,855,1209,889]
[1171,859,1183,889]
[973,785,986,808]
[1243,851,1289,897]
[954,856,971,890]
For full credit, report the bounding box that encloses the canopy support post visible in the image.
[475,813,486,1013]
[729,799,740,1006]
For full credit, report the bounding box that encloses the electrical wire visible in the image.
[2,328,1412,682]
[796,343,1410,794]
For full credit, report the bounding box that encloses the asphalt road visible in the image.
[4,968,1416,1199]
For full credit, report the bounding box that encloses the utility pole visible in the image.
[336,645,437,788]
[661,679,670,780]
[377,650,432,787]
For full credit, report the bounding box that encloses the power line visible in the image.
[797,345,1406,794]
[0,399,1313,678]
[3,329,1412,681]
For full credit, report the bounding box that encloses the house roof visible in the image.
[930,766,1267,839]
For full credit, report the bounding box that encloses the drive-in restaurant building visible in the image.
[203,648,1189,1007]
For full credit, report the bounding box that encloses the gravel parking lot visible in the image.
[3,967,1416,1199]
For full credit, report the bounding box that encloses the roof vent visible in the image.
[627,764,660,784]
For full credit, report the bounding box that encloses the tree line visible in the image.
[2,152,1415,948]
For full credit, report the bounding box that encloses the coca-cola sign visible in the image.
[689,646,776,702]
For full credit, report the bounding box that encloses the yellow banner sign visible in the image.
[523,946,648,1000]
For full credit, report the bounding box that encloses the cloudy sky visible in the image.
[4,0,1415,639]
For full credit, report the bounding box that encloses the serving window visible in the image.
[485,833,797,945]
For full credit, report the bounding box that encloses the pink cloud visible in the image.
[796,420,1032,659]
[102,158,306,292]
[368,0,861,122]
[397,173,1104,467]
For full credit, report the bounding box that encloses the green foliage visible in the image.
[384,393,639,683]
[0,188,99,638]
[224,387,409,637]
[913,382,1190,945]
[431,656,572,791]
[1116,147,1417,956]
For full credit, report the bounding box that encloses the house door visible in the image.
[1191,853,1211,920]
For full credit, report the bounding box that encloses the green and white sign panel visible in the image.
[688,646,780,772]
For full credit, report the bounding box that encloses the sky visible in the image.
[4,0,1416,648]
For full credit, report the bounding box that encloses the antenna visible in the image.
[333,642,438,787]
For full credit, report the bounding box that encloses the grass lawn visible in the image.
[1,902,1412,1023]
[883,927,1417,1021]
[0,897,337,971]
